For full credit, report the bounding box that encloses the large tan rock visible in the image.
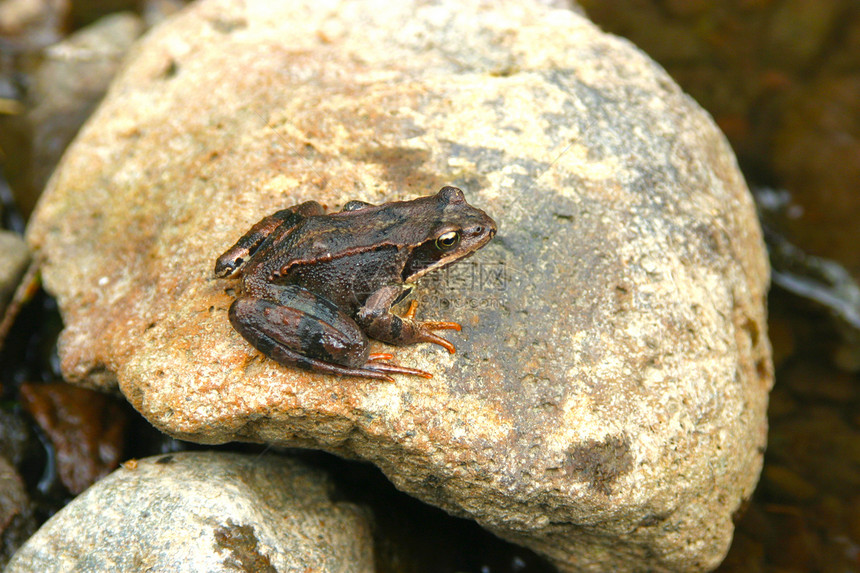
[27,0,772,570]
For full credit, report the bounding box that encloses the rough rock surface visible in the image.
[26,0,772,571]
[5,452,374,572]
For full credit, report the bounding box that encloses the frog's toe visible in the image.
[415,330,457,354]
[364,357,433,379]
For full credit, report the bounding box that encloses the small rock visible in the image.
[27,1,772,571]
[23,12,144,211]
[0,231,29,315]
[5,452,374,572]
[0,0,68,48]
[0,409,32,467]
[0,456,36,568]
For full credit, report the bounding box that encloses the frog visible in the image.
[214,186,497,381]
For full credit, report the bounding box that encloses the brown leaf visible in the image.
[19,382,128,494]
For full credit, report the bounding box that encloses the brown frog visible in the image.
[215,186,497,380]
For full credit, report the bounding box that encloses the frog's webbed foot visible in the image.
[400,301,461,354]
[357,288,463,354]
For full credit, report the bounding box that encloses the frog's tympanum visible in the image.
[215,186,497,380]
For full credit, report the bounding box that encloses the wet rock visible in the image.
[20,12,144,214]
[768,404,860,498]
[761,464,817,502]
[27,0,772,571]
[764,0,842,71]
[0,231,29,315]
[18,382,128,494]
[772,75,860,273]
[5,451,374,572]
[0,457,36,568]
[0,410,31,467]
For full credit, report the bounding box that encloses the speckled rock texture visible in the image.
[25,0,772,571]
[5,452,374,572]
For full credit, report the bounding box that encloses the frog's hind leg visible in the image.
[228,285,431,381]
[234,318,430,381]
[248,329,407,381]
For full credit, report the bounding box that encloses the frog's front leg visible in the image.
[229,284,431,381]
[356,285,462,353]
[215,201,325,278]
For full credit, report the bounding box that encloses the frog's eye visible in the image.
[342,200,372,212]
[436,231,460,250]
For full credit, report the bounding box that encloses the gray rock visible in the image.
[26,0,772,571]
[25,12,144,207]
[0,410,31,468]
[6,452,374,572]
[0,231,29,315]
